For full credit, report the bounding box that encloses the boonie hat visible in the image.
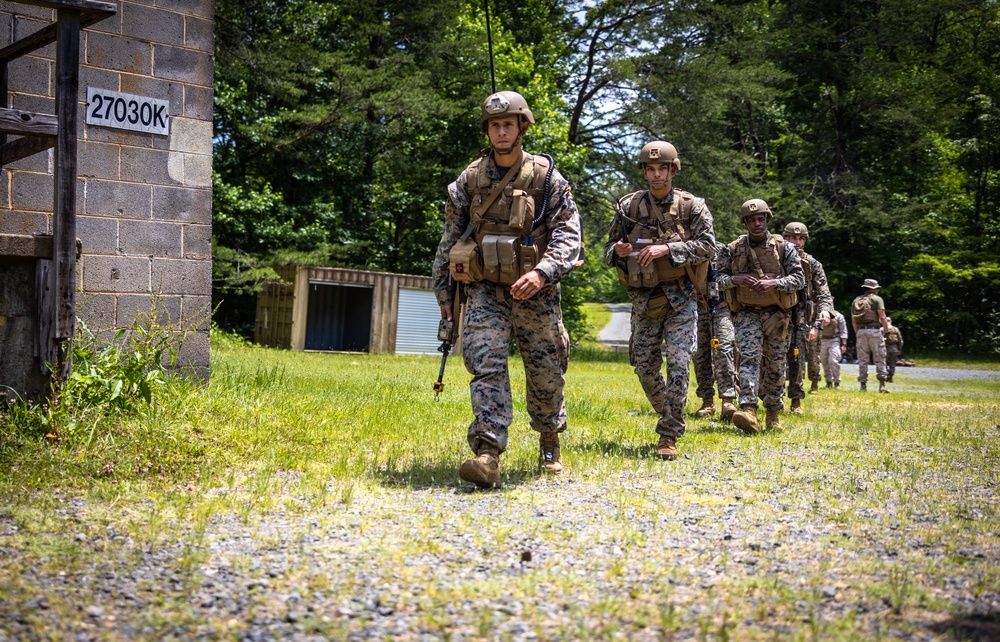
[862,278,880,289]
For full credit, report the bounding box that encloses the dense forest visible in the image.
[212,0,1000,354]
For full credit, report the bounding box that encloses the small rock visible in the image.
[85,605,104,618]
[74,533,86,543]
[376,606,394,616]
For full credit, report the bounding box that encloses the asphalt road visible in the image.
[596,303,1000,383]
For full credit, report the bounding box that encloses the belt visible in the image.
[858,323,881,330]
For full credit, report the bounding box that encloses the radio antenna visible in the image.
[485,0,496,93]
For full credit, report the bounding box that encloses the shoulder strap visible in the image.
[471,155,524,224]
[745,236,765,277]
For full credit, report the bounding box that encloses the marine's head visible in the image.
[740,198,772,239]
[782,221,809,249]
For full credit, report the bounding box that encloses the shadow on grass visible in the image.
[929,612,1000,642]
[372,461,548,493]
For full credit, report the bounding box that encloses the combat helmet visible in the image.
[740,198,772,222]
[638,141,681,171]
[480,91,534,133]
[783,221,809,238]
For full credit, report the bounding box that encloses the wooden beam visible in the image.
[5,0,116,14]
[0,233,53,258]
[0,108,58,137]
[0,7,116,64]
[52,8,80,350]
[0,135,55,165]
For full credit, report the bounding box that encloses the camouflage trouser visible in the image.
[886,345,900,379]
[462,282,569,455]
[734,308,790,411]
[856,328,887,383]
[785,323,810,400]
[820,338,842,384]
[630,295,697,438]
[693,299,737,400]
[806,336,821,383]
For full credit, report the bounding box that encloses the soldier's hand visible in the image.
[808,327,819,341]
[614,241,632,257]
[511,270,546,300]
[636,243,669,267]
[733,275,758,288]
[752,279,778,292]
[441,304,453,323]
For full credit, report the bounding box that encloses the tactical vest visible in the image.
[451,153,551,285]
[821,320,840,339]
[884,326,900,345]
[615,189,706,290]
[851,294,879,324]
[800,251,813,301]
[725,234,798,311]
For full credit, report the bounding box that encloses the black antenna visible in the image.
[484,0,496,93]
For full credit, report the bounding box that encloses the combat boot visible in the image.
[790,398,803,415]
[459,445,500,489]
[825,382,833,389]
[834,382,840,390]
[886,375,894,383]
[656,434,678,461]
[765,407,781,430]
[694,397,716,418]
[879,380,889,394]
[539,432,563,474]
[809,381,819,394]
[720,398,738,422]
[860,382,867,392]
[732,405,759,435]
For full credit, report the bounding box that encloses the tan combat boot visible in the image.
[879,380,889,394]
[459,445,500,489]
[790,398,803,415]
[732,404,759,435]
[720,398,738,422]
[694,397,716,418]
[656,434,678,461]
[766,407,781,430]
[808,381,819,394]
[539,432,563,474]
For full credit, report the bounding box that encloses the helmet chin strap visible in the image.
[492,129,524,157]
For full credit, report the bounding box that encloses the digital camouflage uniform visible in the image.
[785,251,833,402]
[604,189,716,441]
[432,152,582,455]
[884,323,903,381]
[820,311,848,386]
[693,242,738,403]
[718,233,805,412]
[806,333,822,386]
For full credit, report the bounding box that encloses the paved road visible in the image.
[595,303,1000,382]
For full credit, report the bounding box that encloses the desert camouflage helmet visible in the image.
[638,141,681,171]
[740,198,772,222]
[480,91,534,132]
[783,221,809,238]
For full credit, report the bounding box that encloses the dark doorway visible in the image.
[304,283,372,351]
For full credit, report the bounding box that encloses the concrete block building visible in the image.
[0,0,214,398]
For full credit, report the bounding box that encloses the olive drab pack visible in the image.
[821,320,840,339]
[884,327,901,345]
[851,294,879,324]
[615,189,708,293]
[724,234,798,312]
[448,152,552,285]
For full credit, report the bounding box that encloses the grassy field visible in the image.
[0,320,998,640]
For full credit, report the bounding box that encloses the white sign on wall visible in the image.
[86,87,170,135]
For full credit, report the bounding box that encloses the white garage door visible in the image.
[395,287,442,355]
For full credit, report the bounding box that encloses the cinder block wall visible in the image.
[0,0,214,382]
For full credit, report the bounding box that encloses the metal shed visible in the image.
[254,266,452,356]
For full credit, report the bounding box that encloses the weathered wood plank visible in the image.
[0,135,55,165]
[52,9,80,350]
[0,108,58,137]
[0,8,116,64]
[5,0,116,14]
[0,233,53,258]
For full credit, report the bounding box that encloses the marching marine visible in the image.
[717,199,804,433]
[819,310,849,389]
[605,141,716,460]
[432,91,584,488]
[780,222,834,414]
[883,316,904,383]
[851,278,890,393]
[692,241,739,421]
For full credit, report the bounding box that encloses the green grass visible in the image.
[0,319,998,640]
